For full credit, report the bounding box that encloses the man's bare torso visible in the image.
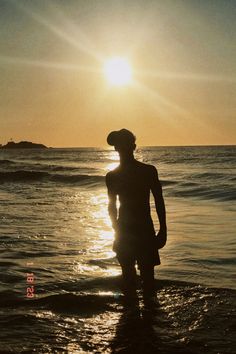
[106,160,157,238]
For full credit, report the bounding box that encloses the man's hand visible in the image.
[155,227,167,249]
[112,220,119,232]
[112,224,120,253]
[150,166,167,249]
[112,238,119,253]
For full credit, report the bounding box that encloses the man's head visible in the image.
[107,129,136,153]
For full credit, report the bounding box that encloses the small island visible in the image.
[0,141,48,149]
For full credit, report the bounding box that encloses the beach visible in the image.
[0,145,235,353]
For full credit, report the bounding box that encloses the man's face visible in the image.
[115,143,136,154]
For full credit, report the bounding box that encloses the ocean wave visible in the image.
[0,170,104,185]
[51,174,104,185]
[192,171,228,180]
[88,257,117,269]
[0,170,49,181]
[0,159,15,165]
[30,293,117,314]
[49,165,81,172]
[173,186,236,201]
[161,180,178,186]
[0,278,235,354]
[197,257,236,265]
[1,276,235,309]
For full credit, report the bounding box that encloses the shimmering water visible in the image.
[0,146,235,353]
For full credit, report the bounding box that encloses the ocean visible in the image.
[0,145,235,353]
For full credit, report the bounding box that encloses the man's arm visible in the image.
[105,172,118,232]
[150,166,167,247]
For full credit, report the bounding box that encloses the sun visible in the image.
[103,57,132,86]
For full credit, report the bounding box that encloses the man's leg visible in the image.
[117,254,137,301]
[139,263,156,299]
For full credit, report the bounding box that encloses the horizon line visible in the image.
[1,141,235,149]
[50,143,236,149]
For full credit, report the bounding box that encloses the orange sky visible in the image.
[0,0,236,147]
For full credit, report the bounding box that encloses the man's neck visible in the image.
[119,154,136,166]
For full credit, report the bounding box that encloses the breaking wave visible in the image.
[0,170,104,185]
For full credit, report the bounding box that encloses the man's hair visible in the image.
[107,129,136,148]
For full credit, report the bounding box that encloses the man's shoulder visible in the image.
[136,162,159,182]
[106,168,120,189]
[106,167,119,179]
[136,161,157,172]
[106,170,113,180]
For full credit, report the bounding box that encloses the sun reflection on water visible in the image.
[90,193,112,230]
[75,172,121,277]
[105,150,120,172]
[106,161,119,171]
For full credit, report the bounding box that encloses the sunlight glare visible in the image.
[104,57,132,86]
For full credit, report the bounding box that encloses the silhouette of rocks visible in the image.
[0,141,47,149]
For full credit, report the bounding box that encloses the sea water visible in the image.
[0,146,235,353]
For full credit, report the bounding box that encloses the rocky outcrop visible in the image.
[0,141,47,149]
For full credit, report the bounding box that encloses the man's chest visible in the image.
[113,171,150,196]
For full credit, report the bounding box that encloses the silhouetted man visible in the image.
[106,129,167,303]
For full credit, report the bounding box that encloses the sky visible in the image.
[0,0,236,147]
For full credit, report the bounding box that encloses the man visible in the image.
[105,129,167,303]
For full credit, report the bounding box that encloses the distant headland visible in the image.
[0,141,48,149]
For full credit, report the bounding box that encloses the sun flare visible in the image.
[103,57,132,86]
